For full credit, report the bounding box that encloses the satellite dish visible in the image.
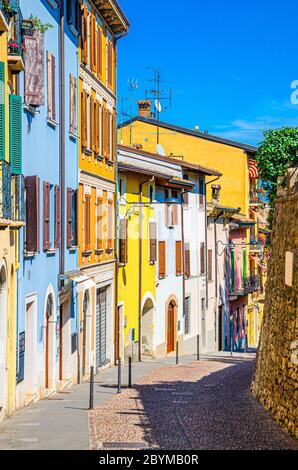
[157,144,166,156]
[194,125,200,131]
[155,99,162,113]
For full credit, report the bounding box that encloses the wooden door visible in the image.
[167,302,175,354]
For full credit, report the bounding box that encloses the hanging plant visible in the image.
[2,0,12,15]
[28,15,54,33]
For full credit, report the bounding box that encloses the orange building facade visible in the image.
[78,0,128,378]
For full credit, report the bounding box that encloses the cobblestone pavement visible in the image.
[89,354,298,451]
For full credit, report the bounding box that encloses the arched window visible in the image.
[46,295,53,321]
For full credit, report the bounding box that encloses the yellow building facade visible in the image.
[0,4,25,420]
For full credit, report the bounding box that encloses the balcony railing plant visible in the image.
[0,160,12,221]
[0,0,13,25]
[7,6,24,57]
[11,174,25,222]
[230,274,261,296]
[249,191,263,205]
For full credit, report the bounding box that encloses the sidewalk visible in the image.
[0,353,205,450]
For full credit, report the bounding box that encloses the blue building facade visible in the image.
[16,0,79,407]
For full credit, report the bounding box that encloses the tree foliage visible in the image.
[256,127,298,226]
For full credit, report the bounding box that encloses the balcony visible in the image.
[230,274,261,298]
[0,0,11,32]
[0,161,25,228]
[0,160,12,224]
[249,191,263,207]
[7,6,24,73]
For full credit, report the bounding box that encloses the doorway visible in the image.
[218,305,223,351]
[201,298,206,350]
[167,301,176,354]
[25,295,37,396]
[0,263,7,414]
[45,295,54,389]
[142,298,154,357]
[96,287,107,370]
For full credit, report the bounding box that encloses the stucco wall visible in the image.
[252,167,298,440]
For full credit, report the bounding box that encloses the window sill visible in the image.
[106,159,114,167]
[106,248,114,254]
[68,23,79,37]
[82,148,92,157]
[69,131,78,141]
[95,154,104,162]
[149,261,156,265]
[45,248,58,255]
[47,117,59,128]
[82,250,93,257]
[95,249,104,255]
[23,103,39,116]
[119,262,127,267]
[24,251,38,258]
[68,246,78,252]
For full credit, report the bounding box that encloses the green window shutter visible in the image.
[0,62,5,161]
[230,250,235,292]
[243,249,247,281]
[9,94,22,175]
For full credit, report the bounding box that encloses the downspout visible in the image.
[181,189,186,345]
[214,210,224,349]
[204,176,220,309]
[138,177,154,362]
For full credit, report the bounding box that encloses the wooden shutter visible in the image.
[165,202,169,226]
[81,90,87,148]
[107,198,114,249]
[185,243,191,278]
[183,192,189,205]
[97,28,102,78]
[112,113,116,161]
[96,197,103,249]
[107,40,113,88]
[149,222,157,263]
[84,195,91,250]
[200,242,205,274]
[90,95,94,151]
[47,52,56,121]
[119,218,127,264]
[102,107,106,157]
[43,182,51,251]
[176,241,182,276]
[25,176,40,253]
[95,101,100,154]
[24,31,45,106]
[90,14,96,72]
[54,185,60,249]
[208,249,213,281]
[0,62,5,161]
[106,109,111,159]
[158,241,166,278]
[172,203,178,226]
[67,188,73,248]
[81,5,88,65]
[9,94,22,175]
[70,75,77,134]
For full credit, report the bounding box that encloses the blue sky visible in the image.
[117,0,298,146]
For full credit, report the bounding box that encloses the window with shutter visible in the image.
[184,243,191,278]
[172,203,178,226]
[112,113,116,161]
[176,240,182,276]
[72,190,78,247]
[184,296,190,335]
[200,242,205,274]
[90,14,96,72]
[47,52,56,121]
[54,185,60,249]
[24,31,45,107]
[9,94,22,175]
[43,181,51,250]
[81,90,87,148]
[102,106,106,157]
[67,187,73,248]
[81,5,88,65]
[95,101,100,154]
[107,197,114,249]
[149,221,157,263]
[90,95,95,151]
[208,249,213,281]
[158,241,166,278]
[97,28,103,79]
[84,194,91,251]
[0,62,5,161]
[70,75,77,135]
[96,197,103,250]
[107,40,113,88]
[25,176,40,253]
[119,218,127,264]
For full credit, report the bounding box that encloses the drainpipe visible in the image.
[214,210,224,349]
[114,165,119,365]
[181,189,186,345]
[138,177,155,362]
[204,176,220,309]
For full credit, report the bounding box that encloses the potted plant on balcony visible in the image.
[2,0,13,17]
[8,38,19,55]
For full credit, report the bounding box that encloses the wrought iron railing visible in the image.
[249,191,262,205]
[0,0,12,25]
[243,275,261,294]
[7,4,23,58]
[11,174,25,222]
[0,160,12,220]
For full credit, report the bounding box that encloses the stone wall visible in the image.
[252,167,298,440]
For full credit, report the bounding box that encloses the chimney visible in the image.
[138,100,152,118]
[211,184,221,204]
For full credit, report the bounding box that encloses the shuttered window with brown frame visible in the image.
[67,188,73,248]
[107,197,114,250]
[47,52,56,121]
[96,197,103,250]
[112,113,116,161]
[97,27,103,79]
[184,243,191,278]
[24,31,45,107]
[119,218,128,264]
[43,181,51,251]
[95,101,100,154]
[176,240,182,276]
[54,185,60,249]
[90,14,96,72]
[70,75,77,135]
[101,106,106,157]
[81,90,87,148]
[107,40,113,88]
[106,109,111,159]
[81,4,88,65]
[25,176,40,253]
[200,242,205,274]
[158,241,166,278]
[149,222,157,263]
[208,249,213,281]
[84,195,91,251]
[172,203,178,226]
[90,96,95,152]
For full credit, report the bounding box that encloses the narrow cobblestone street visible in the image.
[89,353,298,451]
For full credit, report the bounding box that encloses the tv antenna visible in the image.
[127,79,139,144]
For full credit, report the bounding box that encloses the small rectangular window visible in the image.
[184,296,190,335]
[47,52,56,122]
